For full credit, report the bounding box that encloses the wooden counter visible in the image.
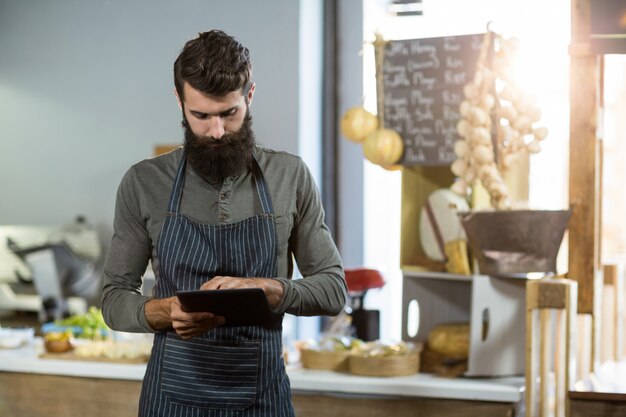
[0,339,524,417]
[569,360,626,417]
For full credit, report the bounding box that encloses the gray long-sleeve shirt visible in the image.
[101,145,347,332]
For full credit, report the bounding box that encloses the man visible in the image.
[101,30,346,417]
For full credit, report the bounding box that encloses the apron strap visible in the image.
[167,154,188,213]
[166,151,275,215]
[250,156,274,214]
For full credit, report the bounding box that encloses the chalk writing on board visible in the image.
[380,34,484,166]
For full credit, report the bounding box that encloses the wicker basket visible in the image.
[349,351,420,377]
[300,349,351,371]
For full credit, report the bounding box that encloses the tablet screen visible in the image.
[176,288,274,327]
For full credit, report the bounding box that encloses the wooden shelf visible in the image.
[400,165,455,270]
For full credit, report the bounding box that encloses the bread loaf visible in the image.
[426,322,469,358]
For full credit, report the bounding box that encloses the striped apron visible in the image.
[139,154,294,417]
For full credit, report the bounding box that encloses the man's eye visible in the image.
[194,113,208,120]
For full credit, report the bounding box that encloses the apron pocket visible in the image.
[160,333,260,410]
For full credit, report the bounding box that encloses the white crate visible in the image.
[401,271,526,376]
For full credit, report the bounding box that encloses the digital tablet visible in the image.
[176,288,274,327]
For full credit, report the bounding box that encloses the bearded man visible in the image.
[101,29,346,417]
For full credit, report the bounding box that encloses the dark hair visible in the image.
[174,30,252,100]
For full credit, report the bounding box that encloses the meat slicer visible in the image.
[0,216,102,322]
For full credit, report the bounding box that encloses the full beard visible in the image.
[183,111,255,184]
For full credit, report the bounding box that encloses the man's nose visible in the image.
[207,117,225,139]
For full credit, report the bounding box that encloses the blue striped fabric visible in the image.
[139,155,294,417]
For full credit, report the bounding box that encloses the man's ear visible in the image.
[246,83,256,106]
[174,88,182,110]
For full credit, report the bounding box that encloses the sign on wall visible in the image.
[376,34,485,166]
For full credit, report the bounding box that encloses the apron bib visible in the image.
[139,154,294,417]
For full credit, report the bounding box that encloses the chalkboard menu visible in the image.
[378,34,484,166]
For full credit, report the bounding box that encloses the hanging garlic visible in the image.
[533,127,549,141]
[454,140,469,157]
[477,162,495,179]
[450,32,548,209]
[451,159,467,176]
[467,106,490,126]
[463,83,479,100]
[527,140,542,153]
[460,100,472,117]
[500,84,518,102]
[512,115,532,134]
[456,119,471,137]
[463,168,477,184]
[451,180,469,196]
[472,145,493,165]
[527,107,542,123]
[468,127,490,147]
[501,152,517,169]
[481,94,495,110]
[496,197,512,210]
[497,106,518,122]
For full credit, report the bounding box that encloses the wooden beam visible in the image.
[568,0,601,315]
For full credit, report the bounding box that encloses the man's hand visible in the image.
[200,276,284,308]
[144,296,225,339]
[170,297,225,339]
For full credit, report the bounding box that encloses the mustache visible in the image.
[190,132,240,146]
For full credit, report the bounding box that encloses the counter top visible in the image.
[0,339,524,403]
[287,367,524,403]
[0,339,146,380]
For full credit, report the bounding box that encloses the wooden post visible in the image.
[526,278,578,417]
[569,0,600,315]
[569,0,603,371]
[602,264,625,362]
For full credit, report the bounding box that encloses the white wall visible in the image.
[0,0,302,247]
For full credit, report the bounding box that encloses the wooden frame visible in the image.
[526,278,578,417]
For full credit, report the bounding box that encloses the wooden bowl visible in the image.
[300,349,351,371]
[44,339,74,353]
[349,351,420,377]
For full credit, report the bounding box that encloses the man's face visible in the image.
[179,82,257,183]
[180,82,252,139]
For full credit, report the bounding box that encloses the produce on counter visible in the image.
[296,336,363,371]
[73,340,152,361]
[297,336,363,352]
[421,322,470,378]
[297,338,422,375]
[350,340,419,358]
[39,307,154,361]
[45,306,110,339]
[43,331,74,353]
[426,322,469,358]
[349,340,422,377]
